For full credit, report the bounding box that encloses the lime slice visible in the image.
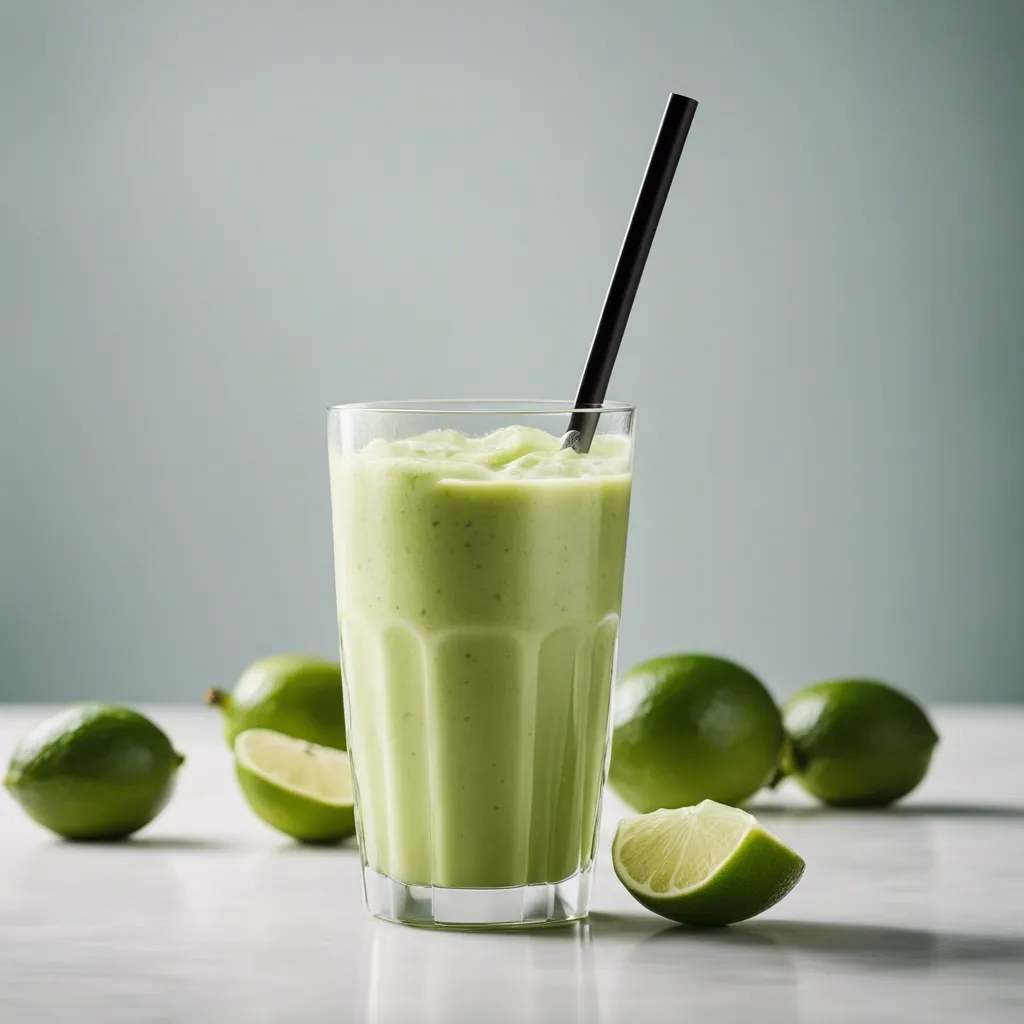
[612,800,805,926]
[234,729,356,844]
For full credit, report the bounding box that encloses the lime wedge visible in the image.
[234,729,356,844]
[612,800,805,926]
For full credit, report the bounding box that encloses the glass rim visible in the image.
[327,398,635,416]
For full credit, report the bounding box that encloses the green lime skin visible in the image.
[234,765,355,844]
[609,655,785,813]
[3,705,184,840]
[206,654,346,750]
[783,679,939,807]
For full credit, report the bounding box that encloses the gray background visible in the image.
[1,1,1022,704]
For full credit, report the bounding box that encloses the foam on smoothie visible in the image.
[355,425,631,481]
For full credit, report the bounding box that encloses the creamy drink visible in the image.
[328,406,634,925]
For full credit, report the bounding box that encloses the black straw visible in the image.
[563,92,698,452]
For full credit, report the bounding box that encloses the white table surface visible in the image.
[1,705,1022,1023]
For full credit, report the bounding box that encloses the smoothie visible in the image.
[330,425,632,889]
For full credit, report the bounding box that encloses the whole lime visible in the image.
[206,654,346,750]
[609,654,784,813]
[782,678,938,806]
[4,704,184,840]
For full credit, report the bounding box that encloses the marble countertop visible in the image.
[1,705,1021,1023]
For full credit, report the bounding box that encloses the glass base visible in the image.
[361,864,594,929]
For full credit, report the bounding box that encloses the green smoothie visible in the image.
[330,425,632,889]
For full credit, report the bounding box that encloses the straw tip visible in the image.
[560,430,582,453]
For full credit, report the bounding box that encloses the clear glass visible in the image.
[327,400,635,927]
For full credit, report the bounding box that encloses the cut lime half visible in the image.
[612,800,804,927]
[234,729,356,844]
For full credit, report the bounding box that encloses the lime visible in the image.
[609,654,784,812]
[234,729,356,843]
[612,799,805,926]
[206,654,346,750]
[782,678,939,806]
[3,704,184,840]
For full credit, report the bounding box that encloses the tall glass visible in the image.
[327,401,635,927]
